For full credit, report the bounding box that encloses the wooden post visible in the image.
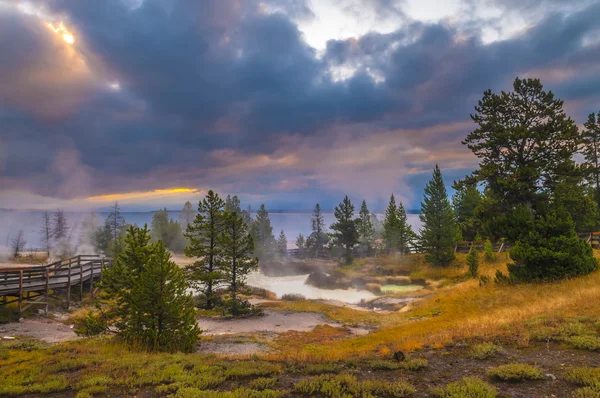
[67,261,72,309]
[90,261,94,300]
[78,256,83,301]
[45,269,49,316]
[18,270,23,318]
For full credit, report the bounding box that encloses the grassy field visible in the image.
[1,251,599,396]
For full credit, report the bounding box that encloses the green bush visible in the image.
[508,207,598,282]
[469,343,502,360]
[431,377,497,397]
[565,367,600,386]
[248,377,277,390]
[487,363,544,381]
[74,310,107,337]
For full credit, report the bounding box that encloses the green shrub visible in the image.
[568,336,600,351]
[223,362,281,379]
[565,367,600,386]
[487,363,544,381]
[470,343,502,360]
[573,386,600,398]
[74,311,107,337]
[281,293,306,301]
[467,248,479,278]
[431,377,497,397]
[248,377,277,390]
[508,207,598,282]
[484,240,496,263]
[401,358,428,371]
[294,374,415,397]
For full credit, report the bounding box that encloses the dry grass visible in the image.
[265,252,600,361]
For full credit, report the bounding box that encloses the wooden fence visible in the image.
[0,255,111,317]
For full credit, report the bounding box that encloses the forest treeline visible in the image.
[35,77,600,352]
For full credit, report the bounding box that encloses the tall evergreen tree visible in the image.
[295,233,305,249]
[106,201,126,241]
[53,209,69,241]
[357,200,375,255]
[179,201,195,230]
[582,111,600,206]
[396,201,416,254]
[382,194,399,253]
[330,196,359,264]
[184,190,225,309]
[126,240,200,352]
[241,204,253,227]
[40,211,53,256]
[307,203,328,255]
[250,204,275,260]
[463,77,580,213]
[219,210,259,316]
[151,208,187,252]
[277,230,288,258]
[419,165,459,266]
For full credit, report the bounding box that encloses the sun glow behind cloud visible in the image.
[45,21,75,44]
[85,188,202,203]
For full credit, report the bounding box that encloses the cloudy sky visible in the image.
[0,0,599,212]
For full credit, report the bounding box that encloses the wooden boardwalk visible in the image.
[0,255,111,317]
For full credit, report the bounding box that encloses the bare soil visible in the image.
[0,317,78,343]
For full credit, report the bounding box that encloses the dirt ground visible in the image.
[0,317,78,343]
[197,310,370,336]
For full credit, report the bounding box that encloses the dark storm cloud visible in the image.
[1,0,600,208]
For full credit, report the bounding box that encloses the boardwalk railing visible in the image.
[0,255,111,317]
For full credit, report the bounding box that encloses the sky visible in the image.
[0,0,599,212]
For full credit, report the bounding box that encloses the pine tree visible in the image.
[307,203,328,256]
[151,208,187,252]
[100,225,153,331]
[467,247,479,278]
[277,230,287,258]
[582,111,600,206]
[452,183,482,241]
[241,204,253,227]
[219,210,259,316]
[419,165,459,266]
[106,201,126,241]
[250,204,275,260]
[330,196,359,264]
[225,195,242,214]
[40,211,53,256]
[179,201,195,230]
[184,190,225,309]
[295,233,305,249]
[53,209,69,241]
[382,194,399,253]
[357,200,375,256]
[126,240,200,352]
[396,201,416,254]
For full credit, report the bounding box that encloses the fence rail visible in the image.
[0,255,112,317]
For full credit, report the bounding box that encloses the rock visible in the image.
[2,336,16,340]
[393,351,406,362]
[545,373,557,380]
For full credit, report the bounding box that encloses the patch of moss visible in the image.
[487,363,544,382]
[431,377,497,398]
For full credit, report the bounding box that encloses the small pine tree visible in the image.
[467,247,479,278]
[419,165,460,266]
[11,230,26,258]
[184,190,225,309]
[100,225,153,332]
[106,201,126,241]
[582,111,600,207]
[220,210,259,316]
[307,203,329,256]
[277,230,287,258]
[484,240,496,262]
[330,196,359,264]
[295,233,305,249]
[357,200,375,256]
[125,240,200,352]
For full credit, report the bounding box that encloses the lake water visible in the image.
[0,209,422,251]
